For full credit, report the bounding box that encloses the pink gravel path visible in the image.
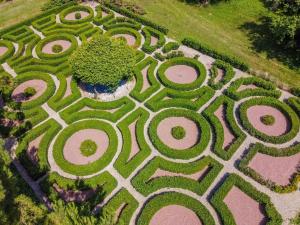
[150,36,158,46]
[246,105,289,136]
[65,11,89,20]
[12,80,47,102]
[165,65,198,84]
[151,166,209,181]
[114,203,127,223]
[102,11,108,17]
[113,34,136,46]
[150,205,202,225]
[63,129,109,165]
[53,184,95,203]
[128,119,140,160]
[248,152,300,186]
[224,186,266,225]
[157,117,199,150]
[0,46,7,56]
[42,40,71,54]
[141,65,150,92]
[237,84,257,92]
[214,104,236,149]
[27,134,45,164]
[214,68,224,83]
[63,77,72,98]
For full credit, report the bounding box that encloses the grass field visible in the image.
[128,0,300,88]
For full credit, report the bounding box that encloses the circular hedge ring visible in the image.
[53,120,118,176]
[239,97,299,144]
[157,57,206,90]
[0,40,15,63]
[59,5,94,24]
[35,33,78,60]
[136,192,215,225]
[148,109,210,159]
[105,27,142,49]
[13,72,55,110]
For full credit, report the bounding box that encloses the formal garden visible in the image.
[0,0,299,224]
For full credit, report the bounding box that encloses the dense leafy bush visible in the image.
[80,140,97,157]
[260,115,275,125]
[171,126,186,139]
[52,44,63,53]
[24,87,36,98]
[75,12,81,20]
[162,42,180,53]
[69,35,136,91]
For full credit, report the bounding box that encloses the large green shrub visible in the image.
[69,34,136,91]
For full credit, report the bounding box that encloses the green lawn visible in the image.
[128,0,300,88]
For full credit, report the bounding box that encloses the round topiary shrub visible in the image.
[260,115,275,126]
[24,87,36,98]
[69,34,136,92]
[171,126,186,139]
[75,12,82,20]
[52,44,63,53]
[80,139,97,156]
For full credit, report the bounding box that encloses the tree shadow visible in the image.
[240,16,300,71]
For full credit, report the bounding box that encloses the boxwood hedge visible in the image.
[141,26,166,54]
[59,5,94,25]
[208,60,235,90]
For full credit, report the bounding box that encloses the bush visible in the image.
[75,12,81,20]
[260,115,275,125]
[141,26,166,54]
[42,0,77,11]
[24,87,36,98]
[51,44,63,53]
[208,60,235,90]
[80,140,97,157]
[171,126,186,139]
[162,42,180,53]
[69,34,136,91]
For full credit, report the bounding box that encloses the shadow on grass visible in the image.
[240,16,300,72]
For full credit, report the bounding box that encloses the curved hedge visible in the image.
[132,156,223,196]
[23,107,49,127]
[53,120,118,176]
[148,109,210,159]
[141,26,166,54]
[239,97,299,144]
[239,143,300,193]
[136,192,215,225]
[203,95,246,160]
[59,5,94,25]
[210,173,282,225]
[145,86,214,112]
[14,72,56,110]
[157,57,206,90]
[93,5,114,26]
[0,40,15,63]
[103,16,141,30]
[105,27,142,49]
[162,42,180,54]
[286,97,300,115]
[114,108,151,178]
[208,60,235,90]
[130,57,160,102]
[60,96,135,124]
[225,77,281,100]
[35,33,78,60]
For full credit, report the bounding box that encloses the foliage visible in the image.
[24,87,37,98]
[80,140,97,157]
[75,12,81,20]
[171,126,186,139]
[52,44,63,53]
[69,34,136,91]
[162,42,180,53]
[42,0,78,11]
[290,212,300,225]
[260,115,275,125]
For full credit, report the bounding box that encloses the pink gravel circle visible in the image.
[113,34,136,46]
[0,46,8,56]
[157,117,199,150]
[12,80,47,102]
[42,40,71,54]
[150,205,202,225]
[246,105,289,136]
[165,65,198,84]
[65,11,89,20]
[63,129,109,165]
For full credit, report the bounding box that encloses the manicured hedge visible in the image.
[130,57,160,102]
[103,16,141,30]
[104,2,168,34]
[105,27,142,49]
[15,119,61,180]
[182,37,250,72]
[157,57,206,90]
[286,97,300,115]
[210,173,282,225]
[0,40,15,63]
[53,120,118,176]
[162,41,180,54]
[114,108,151,178]
[14,72,56,110]
[238,97,299,144]
[59,5,94,24]
[102,188,138,225]
[208,60,235,90]
[141,26,166,54]
[148,108,210,159]
[203,95,246,160]
[23,107,49,127]
[60,96,135,124]
[93,5,115,26]
[2,25,34,42]
[79,26,103,43]
[239,143,300,193]
[35,33,78,60]
[132,156,223,196]
[43,22,94,37]
[135,50,146,63]
[136,192,215,225]
[32,14,56,31]
[225,77,281,100]
[145,86,214,112]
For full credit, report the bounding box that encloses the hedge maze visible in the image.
[1,1,299,225]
